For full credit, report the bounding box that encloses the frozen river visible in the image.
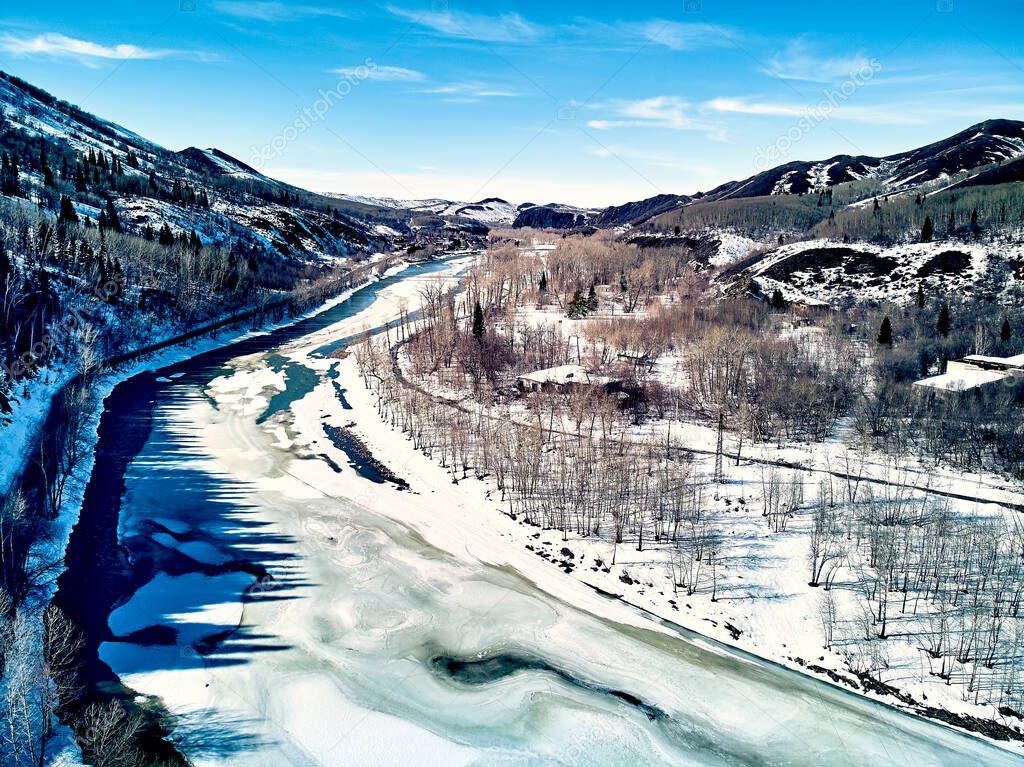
[57,258,1023,766]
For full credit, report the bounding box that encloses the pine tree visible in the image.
[770,288,786,310]
[947,210,955,235]
[568,289,585,318]
[148,172,159,195]
[144,223,154,241]
[1002,319,1012,343]
[538,272,547,292]
[103,199,122,233]
[873,197,880,214]
[971,208,980,236]
[58,195,78,226]
[158,223,175,245]
[587,284,598,311]
[936,302,951,337]
[917,283,925,309]
[921,216,934,242]
[75,163,87,193]
[471,301,485,339]
[877,317,893,345]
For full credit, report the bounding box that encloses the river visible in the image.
[54,257,1023,766]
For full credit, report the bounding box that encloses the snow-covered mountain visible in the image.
[593,120,1024,229]
[512,202,598,229]
[329,194,530,228]
[0,70,496,264]
[704,119,1024,201]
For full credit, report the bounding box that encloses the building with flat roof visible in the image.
[913,353,1024,394]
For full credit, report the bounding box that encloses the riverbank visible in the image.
[295,293,1024,754]
[4,261,409,767]
[54,254,1024,765]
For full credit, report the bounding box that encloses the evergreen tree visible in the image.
[920,215,934,242]
[877,317,893,345]
[103,199,122,233]
[144,223,154,241]
[872,197,880,214]
[587,284,598,311]
[770,288,786,310]
[148,172,159,195]
[917,283,925,309]
[568,289,586,318]
[158,223,175,245]
[971,208,980,236]
[936,302,951,337]
[75,163,87,192]
[58,195,78,226]
[538,272,547,292]
[1,151,20,196]
[1002,319,1012,343]
[471,301,485,339]
[947,210,955,235]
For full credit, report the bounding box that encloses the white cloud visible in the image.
[632,20,738,50]
[213,2,349,22]
[387,6,541,43]
[0,32,214,62]
[333,65,425,82]
[419,82,521,101]
[704,96,924,125]
[761,40,874,82]
[588,96,699,131]
[704,97,808,117]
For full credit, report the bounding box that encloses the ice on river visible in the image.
[94,260,1022,766]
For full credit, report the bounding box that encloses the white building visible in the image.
[516,365,620,394]
[913,353,1024,394]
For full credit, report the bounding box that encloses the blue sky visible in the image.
[0,1,1022,206]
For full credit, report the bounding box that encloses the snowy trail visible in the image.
[86,259,1024,766]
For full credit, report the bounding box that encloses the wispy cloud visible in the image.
[387,6,542,43]
[333,64,425,82]
[588,96,696,130]
[704,96,923,125]
[704,97,807,117]
[419,82,521,102]
[213,2,350,22]
[629,20,739,51]
[0,32,215,63]
[762,40,874,82]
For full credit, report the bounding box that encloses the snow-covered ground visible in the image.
[749,237,1024,306]
[83,258,1024,764]
[3,266,412,766]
